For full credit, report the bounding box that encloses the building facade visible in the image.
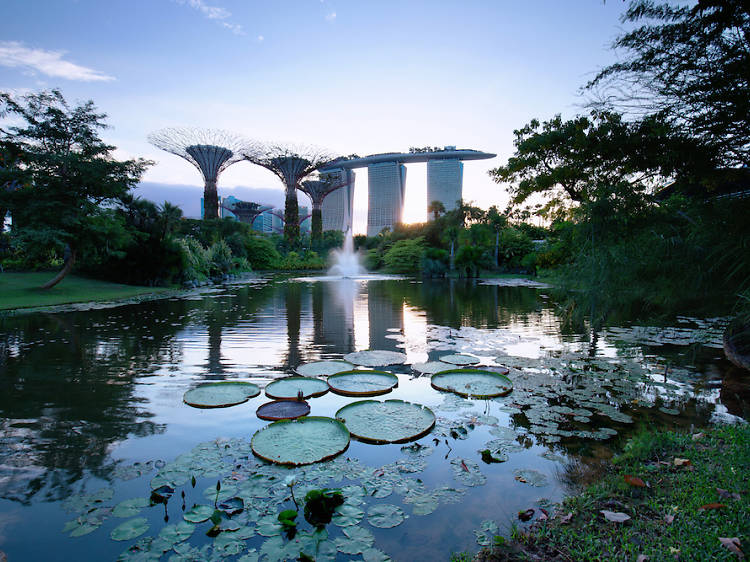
[426,159,463,217]
[366,162,407,236]
[321,168,356,233]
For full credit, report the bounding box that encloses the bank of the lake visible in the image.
[476,424,749,561]
[0,272,172,311]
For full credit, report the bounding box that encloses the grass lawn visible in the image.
[475,424,749,561]
[0,272,171,311]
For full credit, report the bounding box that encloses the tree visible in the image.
[485,205,508,267]
[489,111,710,217]
[0,89,150,288]
[427,200,445,220]
[587,1,750,167]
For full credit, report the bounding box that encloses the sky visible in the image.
[1,0,634,232]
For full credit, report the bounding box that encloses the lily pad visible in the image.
[335,525,375,555]
[111,517,149,541]
[332,504,365,527]
[251,416,350,466]
[183,382,260,408]
[367,504,406,528]
[439,354,480,366]
[256,400,310,421]
[343,350,408,367]
[327,370,399,397]
[112,497,151,518]
[295,360,354,377]
[411,361,454,374]
[431,369,513,398]
[265,377,329,400]
[335,400,435,444]
[450,458,487,487]
[513,469,549,487]
[183,504,215,523]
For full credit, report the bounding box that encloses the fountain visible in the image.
[328,229,366,278]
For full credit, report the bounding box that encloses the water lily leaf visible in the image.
[450,458,487,487]
[295,360,355,377]
[343,350,408,367]
[183,504,215,523]
[439,354,480,366]
[367,504,406,528]
[659,407,680,415]
[251,417,350,466]
[474,519,500,546]
[336,400,435,444]
[411,361,454,374]
[265,377,329,400]
[237,551,259,562]
[600,510,630,523]
[158,521,195,545]
[513,469,549,487]
[431,369,513,398]
[256,400,310,421]
[335,525,375,555]
[362,547,393,562]
[327,371,399,397]
[183,382,260,408]
[407,492,439,515]
[113,497,151,518]
[332,504,364,527]
[111,517,149,541]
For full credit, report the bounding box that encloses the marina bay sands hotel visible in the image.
[319,147,495,236]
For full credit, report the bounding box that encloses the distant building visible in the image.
[299,206,311,234]
[426,159,463,217]
[367,161,407,236]
[219,195,241,219]
[321,168,356,233]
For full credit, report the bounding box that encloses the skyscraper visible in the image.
[367,162,406,236]
[426,159,463,217]
[321,168,356,233]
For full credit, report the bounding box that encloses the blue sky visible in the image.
[1,0,632,229]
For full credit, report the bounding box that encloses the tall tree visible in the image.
[0,89,150,288]
[587,0,750,166]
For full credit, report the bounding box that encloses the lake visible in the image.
[0,275,745,561]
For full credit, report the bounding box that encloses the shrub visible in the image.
[383,237,425,273]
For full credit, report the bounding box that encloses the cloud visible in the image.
[325,11,337,21]
[0,41,114,82]
[174,0,245,35]
[257,35,264,43]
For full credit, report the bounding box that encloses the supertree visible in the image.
[300,172,352,245]
[243,143,336,245]
[220,200,272,226]
[148,127,256,219]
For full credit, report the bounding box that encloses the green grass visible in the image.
[0,272,171,311]
[482,424,749,561]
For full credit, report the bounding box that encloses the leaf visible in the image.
[692,432,705,441]
[664,514,675,524]
[518,509,535,522]
[560,512,573,524]
[183,504,215,523]
[718,537,744,559]
[367,504,406,529]
[600,510,630,523]
[624,475,647,487]
[698,503,726,511]
[673,458,692,467]
[110,517,149,541]
[636,556,649,562]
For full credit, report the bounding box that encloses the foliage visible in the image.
[383,237,425,273]
[0,89,150,287]
[587,0,750,167]
[243,234,280,270]
[303,489,344,528]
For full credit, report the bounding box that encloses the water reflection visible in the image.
[0,276,746,560]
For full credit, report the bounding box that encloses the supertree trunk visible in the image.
[204,179,219,219]
[310,200,323,247]
[284,186,300,245]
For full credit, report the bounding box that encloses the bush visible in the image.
[206,240,233,275]
[244,235,281,270]
[421,247,448,278]
[383,237,425,273]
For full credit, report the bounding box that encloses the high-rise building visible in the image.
[321,168,356,233]
[367,162,406,237]
[299,206,311,234]
[219,195,241,219]
[426,159,463,217]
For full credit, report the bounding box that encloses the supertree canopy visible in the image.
[221,200,272,226]
[300,173,351,245]
[148,127,256,219]
[244,143,336,244]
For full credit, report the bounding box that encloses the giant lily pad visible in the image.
[343,350,408,367]
[439,354,480,366]
[183,382,260,408]
[431,369,513,398]
[265,377,329,400]
[256,400,310,421]
[411,361,454,374]
[327,370,398,397]
[251,416,350,466]
[295,360,354,377]
[335,400,435,444]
